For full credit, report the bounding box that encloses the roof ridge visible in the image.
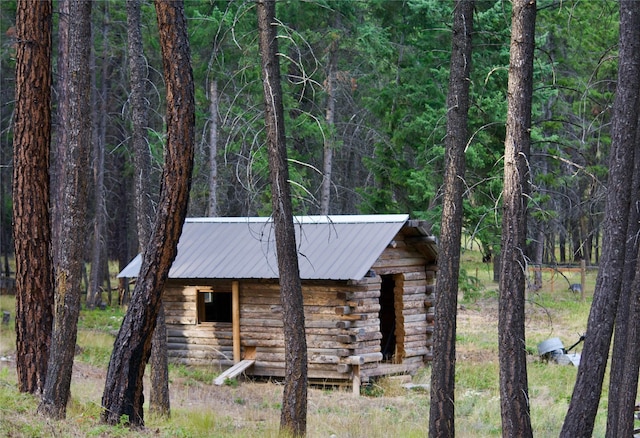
[186,214,410,224]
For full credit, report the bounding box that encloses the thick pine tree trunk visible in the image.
[605,6,640,437]
[126,0,171,417]
[257,1,308,436]
[101,0,194,426]
[561,2,640,436]
[498,1,536,436]
[12,0,54,395]
[38,0,93,419]
[428,1,473,437]
[607,116,640,437]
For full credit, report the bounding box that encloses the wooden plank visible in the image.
[167,327,231,338]
[166,336,231,346]
[357,331,382,342]
[214,359,255,385]
[403,271,427,281]
[339,290,381,300]
[400,300,426,310]
[163,301,196,311]
[165,316,197,325]
[167,343,232,353]
[337,334,357,344]
[338,313,368,321]
[404,347,429,357]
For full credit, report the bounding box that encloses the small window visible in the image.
[198,289,232,323]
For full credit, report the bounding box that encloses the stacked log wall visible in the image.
[241,279,380,380]
[163,281,234,367]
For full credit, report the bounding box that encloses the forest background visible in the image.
[0,0,618,282]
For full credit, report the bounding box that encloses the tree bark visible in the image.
[101,0,194,426]
[126,0,171,417]
[127,0,154,252]
[257,1,308,436]
[88,3,110,309]
[320,16,339,216]
[561,2,640,436]
[428,1,473,437]
[38,0,93,419]
[498,0,536,436]
[606,111,640,437]
[208,78,219,217]
[12,0,54,395]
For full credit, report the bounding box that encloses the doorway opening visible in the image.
[379,274,397,362]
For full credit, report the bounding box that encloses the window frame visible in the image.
[197,287,233,324]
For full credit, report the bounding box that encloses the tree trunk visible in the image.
[88,3,110,309]
[428,1,473,437]
[101,0,194,426]
[128,0,154,250]
[320,16,339,216]
[606,113,640,436]
[257,1,308,436]
[208,78,219,217]
[149,302,170,417]
[50,0,70,268]
[38,0,93,419]
[126,0,171,417]
[498,1,536,436]
[12,0,54,395]
[560,1,640,436]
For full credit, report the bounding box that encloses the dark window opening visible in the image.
[198,290,232,323]
[379,274,397,362]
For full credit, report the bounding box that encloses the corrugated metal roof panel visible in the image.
[118,214,418,281]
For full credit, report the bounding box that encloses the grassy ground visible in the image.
[0,251,611,437]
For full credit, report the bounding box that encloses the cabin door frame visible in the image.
[379,273,404,363]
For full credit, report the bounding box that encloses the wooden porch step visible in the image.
[214,359,255,385]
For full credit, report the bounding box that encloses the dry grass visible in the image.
[0,252,612,436]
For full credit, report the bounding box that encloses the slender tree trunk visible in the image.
[38,0,93,419]
[88,4,110,309]
[498,1,536,436]
[428,1,473,437]
[320,18,339,215]
[101,0,194,426]
[208,79,219,217]
[12,0,54,395]
[560,1,640,436]
[257,1,308,435]
[128,0,153,251]
[51,0,70,268]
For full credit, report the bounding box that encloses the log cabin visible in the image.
[118,214,438,393]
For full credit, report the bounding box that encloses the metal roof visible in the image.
[118,214,434,281]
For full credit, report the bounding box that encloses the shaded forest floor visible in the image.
[0,254,612,436]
